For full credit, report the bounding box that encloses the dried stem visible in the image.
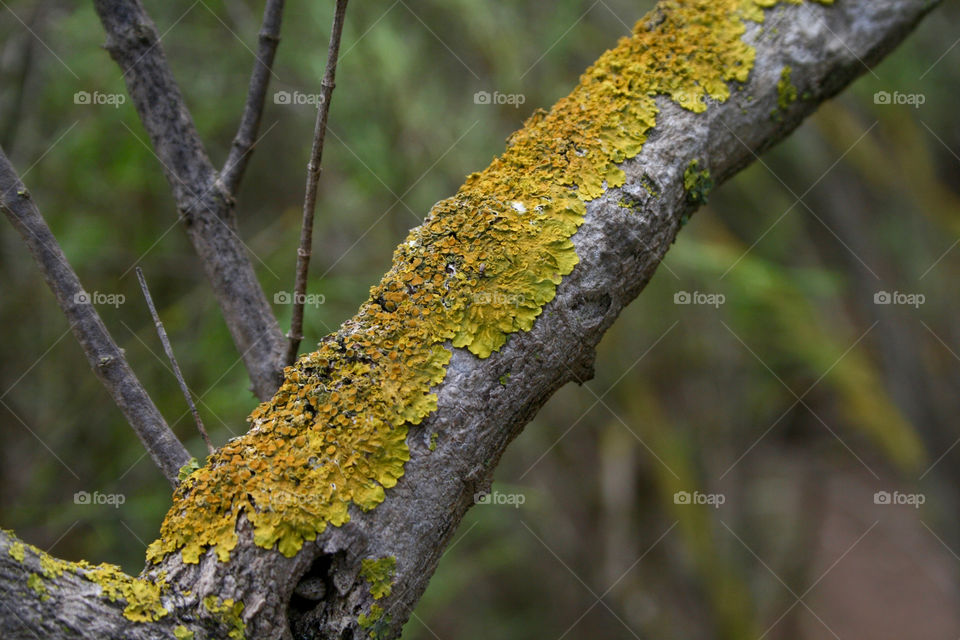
[135,267,214,455]
[285,0,349,365]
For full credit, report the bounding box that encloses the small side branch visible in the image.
[220,0,286,196]
[0,147,189,486]
[136,267,214,455]
[286,0,349,365]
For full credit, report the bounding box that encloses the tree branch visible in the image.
[93,0,286,400]
[286,0,349,365]
[0,148,190,486]
[0,0,939,637]
[136,267,214,455]
[220,0,285,197]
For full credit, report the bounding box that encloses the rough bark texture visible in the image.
[93,0,287,401]
[0,0,940,638]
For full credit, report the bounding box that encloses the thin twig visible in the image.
[135,268,214,455]
[220,0,285,196]
[0,147,190,486]
[286,0,349,366]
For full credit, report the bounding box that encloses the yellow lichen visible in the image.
[146,0,831,566]
[9,541,24,562]
[5,535,169,623]
[27,573,47,599]
[39,553,66,579]
[360,556,396,599]
[358,604,390,639]
[776,65,798,111]
[174,626,195,640]
[683,159,714,205]
[202,595,246,640]
[85,563,169,622]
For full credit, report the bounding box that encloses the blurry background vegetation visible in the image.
[1,1,959,638]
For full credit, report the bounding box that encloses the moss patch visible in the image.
[146,0,833,566]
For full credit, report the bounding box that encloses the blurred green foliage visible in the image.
[1,1,958,638]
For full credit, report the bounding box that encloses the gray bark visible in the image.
[0,0,940,638]
[93,0,287,401]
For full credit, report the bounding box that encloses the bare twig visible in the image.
[220,0,285,196]
[93,0,286,400]
[0,147,190,486]
[286,0,349,365]
[135,267,214,455]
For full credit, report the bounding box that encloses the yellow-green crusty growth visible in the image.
[360,556,397,599]
[776,65,799,111]
[8,540,24,562]
[146,0,832,565]
[3,536,171,622]
[202,595,246,639]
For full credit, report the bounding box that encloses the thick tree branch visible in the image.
[0,0,939,638]
[93,0,287,400]
[220,0,285,196]
[286,0,349,365]
[0,148,190,486]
